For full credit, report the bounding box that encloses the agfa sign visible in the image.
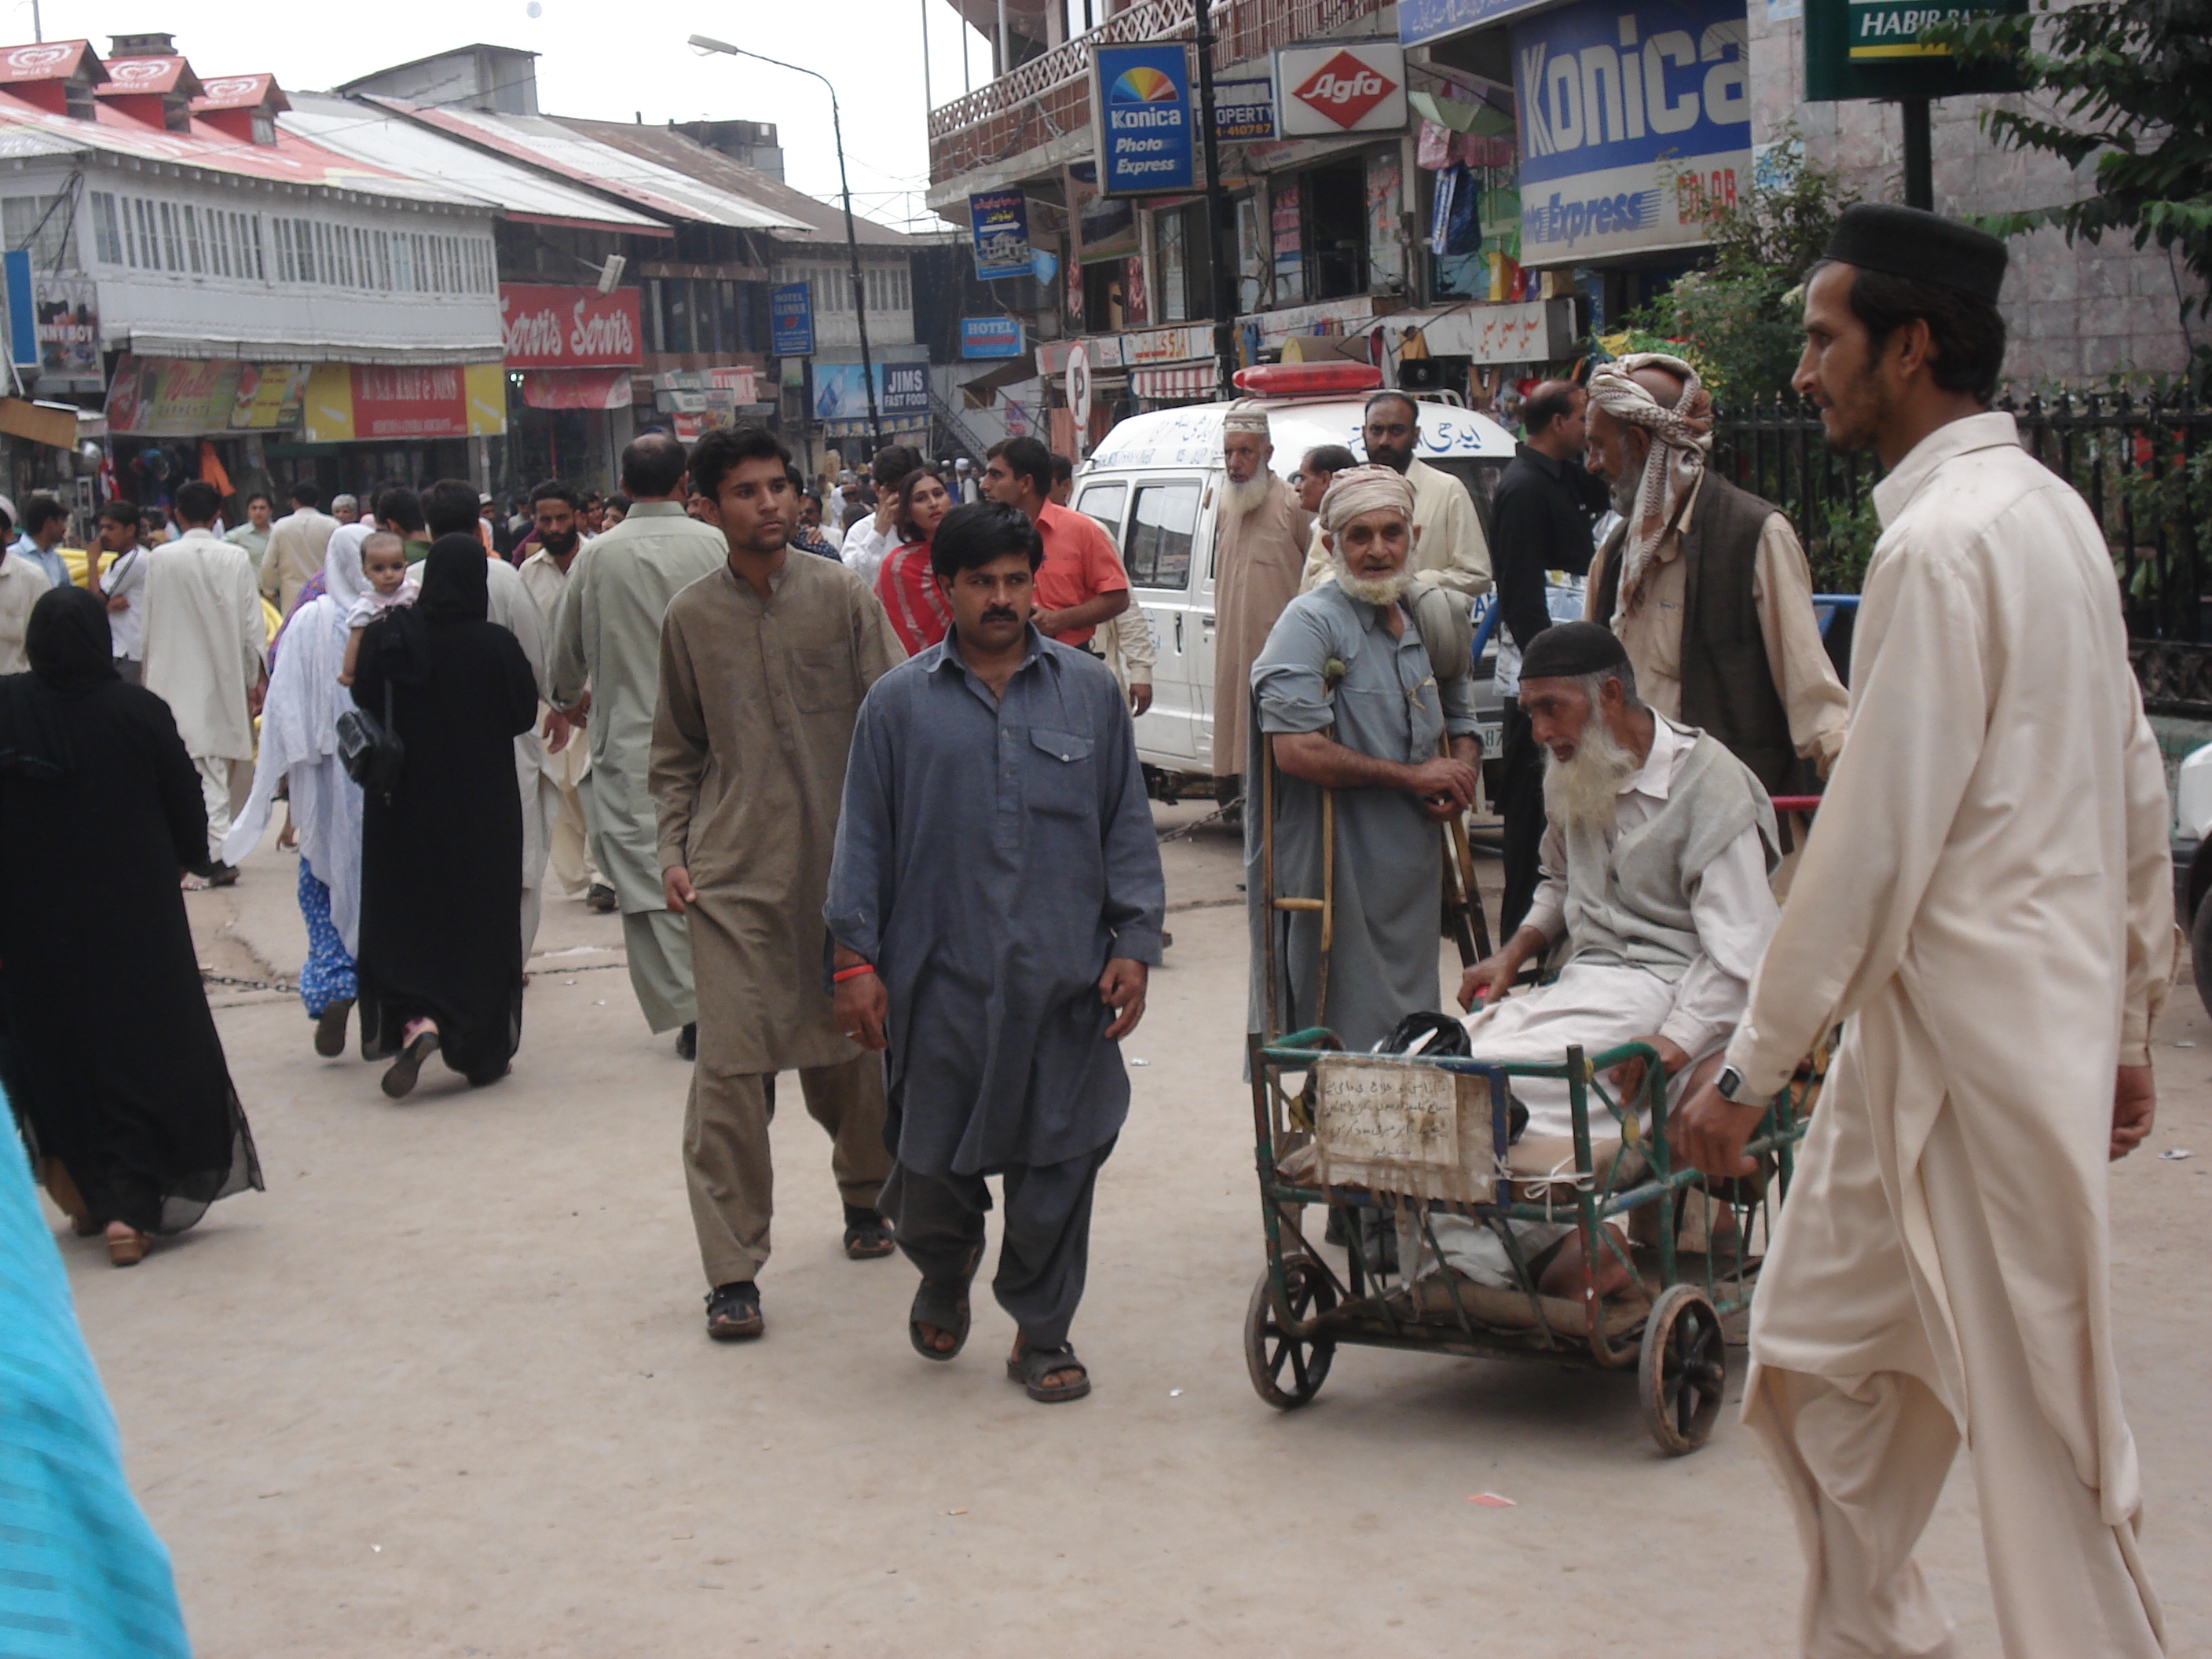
[1276,42,1408,137]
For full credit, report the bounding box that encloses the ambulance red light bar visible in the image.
[1231,361,1384,396]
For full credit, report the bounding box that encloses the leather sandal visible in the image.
[843,1205,895,1259]
[381,1029,439,1099]
[314,998,354,1058]
[908,1279,971,1361]
[1005,1339,1090,1403]
[105,1227,148,1268]
[705,1281,764,1341]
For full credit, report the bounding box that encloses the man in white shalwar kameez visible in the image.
[1673,204,2171,1659]
[141,479,266,876]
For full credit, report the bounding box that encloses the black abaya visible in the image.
[351,539,538,1086]
[0,588,261,1234]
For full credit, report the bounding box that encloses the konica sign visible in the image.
[1094,43,1195,196]
[1511,0,1751,264]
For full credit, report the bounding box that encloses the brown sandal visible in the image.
[105,1226,148,1268]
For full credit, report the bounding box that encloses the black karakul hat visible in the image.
[1520,620,1629,681]
[1822,203,2008,303]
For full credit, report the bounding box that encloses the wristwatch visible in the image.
[1712,1064,1770,1109]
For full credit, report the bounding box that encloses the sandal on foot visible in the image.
[381,1030,439,1099]
[909,1279,971,1361]
[105,1227,148,1268]
[314,998,354,1058]
[1006,1340,1090,1403]
[844,1205,895,1260]
[705,1281,764,1341]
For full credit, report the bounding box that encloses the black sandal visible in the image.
[314,998,353,1058]
[909,1278,971,1361]
[1006,1340,1090,1403]
[381,1029,439,1099]
[705,1281,764,1341]
[844,1205,896,1259]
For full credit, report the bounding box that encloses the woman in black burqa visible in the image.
[352,535,538,1097]
[0,586,261,1265]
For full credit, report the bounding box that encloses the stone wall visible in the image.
[1749,2,2198,388]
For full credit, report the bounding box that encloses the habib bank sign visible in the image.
[1511,0,1751,264]
[500,284,643,369]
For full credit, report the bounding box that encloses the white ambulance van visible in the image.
[1069,362,1518,797]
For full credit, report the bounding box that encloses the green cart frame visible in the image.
[1245,1028,1816,1454]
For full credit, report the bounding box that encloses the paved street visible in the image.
[53,805,2212,1657]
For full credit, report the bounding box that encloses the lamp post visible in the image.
[689,35,884,459]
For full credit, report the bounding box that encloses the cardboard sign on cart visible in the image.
[1310,1055,1500,1205]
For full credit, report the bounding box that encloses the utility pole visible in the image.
[1192,0,1234,397]
[1900,97,1933,210]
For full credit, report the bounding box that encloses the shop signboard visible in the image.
[300,363,505,443]
[961,317,1025,359]
[103,354,313,435]
[499,284,643,368]
[769,282,814,357]
[32,276,99,389]
[1277,42,1409,137]
[969,189,1032,280]
[1093,43,1195,196]
[1803,0,2025,97]
[1213,76,1276,141]
[881,361,929,417]
[811,361,931,423]
[1511,0,1752,265]
[1400,0,1553,45]
[2,251,30,368]
[1122,323,1214,366]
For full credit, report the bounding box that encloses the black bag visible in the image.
[335,678,404,798]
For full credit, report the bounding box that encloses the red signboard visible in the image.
[500,284,643,369]
[351,365,468,440]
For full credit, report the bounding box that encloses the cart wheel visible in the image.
[1245,1256,1337,1409]
[1639,1283,1727,1455]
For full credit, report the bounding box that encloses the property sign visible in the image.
[498,284,642,368]
[968,189,1032,280]
[770,281,815,356]
[1511,0,1751,265]
[1276,42,1408,137]
[1213,75,1276,141]
[1093,43,1195,196]
[961,317,1024,359]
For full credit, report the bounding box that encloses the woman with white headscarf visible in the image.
[224,523,372,1057]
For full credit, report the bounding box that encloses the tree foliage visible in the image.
[1943,0,2212,318]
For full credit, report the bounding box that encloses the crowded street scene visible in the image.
[2,0,2210,1654]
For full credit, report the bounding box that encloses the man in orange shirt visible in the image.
[982,437,1130,647]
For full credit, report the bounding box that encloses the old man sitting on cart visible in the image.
[1434,620,1782,1301]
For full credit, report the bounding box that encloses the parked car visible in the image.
[2173,742,2212,1014]
[1071,364,1518,800]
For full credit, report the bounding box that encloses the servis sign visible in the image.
[499,284,643,369]
[1276,42,1409,136]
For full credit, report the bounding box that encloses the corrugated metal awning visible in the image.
[1132,364,1218,402]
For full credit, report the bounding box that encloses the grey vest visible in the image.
[1562,726,1778,983]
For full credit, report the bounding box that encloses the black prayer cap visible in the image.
[1520,620,1628,681]
[1822,203,2007,303]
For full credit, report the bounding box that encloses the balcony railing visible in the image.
[928,0,1391,185]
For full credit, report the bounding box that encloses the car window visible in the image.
[1126,481,1199,591]
[1073,480,1128,542]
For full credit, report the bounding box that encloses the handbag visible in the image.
[335,677,405,798]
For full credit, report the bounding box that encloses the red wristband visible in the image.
[832,963,876,983]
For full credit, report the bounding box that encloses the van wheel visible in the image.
[1156,772,1183,805]
[2192,889,2212,1021]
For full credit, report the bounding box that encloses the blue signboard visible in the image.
[3,251,32,369]
[1400,0,1551,46]
[1511,0,1752,262]
[1093,42,1194,196]
[770,281,814,357]
[812,361,931,423]
[961,317,1024,359]
[969,189,1031,280]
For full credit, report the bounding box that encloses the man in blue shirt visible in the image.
[9,493,73,594]
[826,501,1165,1403]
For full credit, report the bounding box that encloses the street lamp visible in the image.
[689,34,884,460]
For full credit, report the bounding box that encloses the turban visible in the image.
[1823,203,2006,302]
[1588,351,1712,626]
[1222,408,1271,436]
[1317,463,1415,533]
[1519,620,1629,682]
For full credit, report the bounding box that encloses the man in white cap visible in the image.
[1298,390,1492,599]
[1675,203,2170,1659]
[1248,465,1481,1057]
[1210,408,1313,797]
[1583,353,1845,812]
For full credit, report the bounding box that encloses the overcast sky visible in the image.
[25,0,996,231]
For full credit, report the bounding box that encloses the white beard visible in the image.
[1331,552,1412,608]
[1542,716,1637,837]
[1221,473,1269,520]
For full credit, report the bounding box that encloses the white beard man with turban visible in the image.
[1583,353,1848,825]
[1210,407,1314,792]
[1245,465,1484,1064]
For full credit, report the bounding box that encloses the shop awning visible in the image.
[0,397,78,449]
[1131,364,1218,402]
[519,368,632,411]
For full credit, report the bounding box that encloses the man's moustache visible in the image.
[982,608,1019,623]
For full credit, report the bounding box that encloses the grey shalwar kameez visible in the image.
[825,628,1166,1347]
[652,553,905,1289]
[1246,580,1479,1052]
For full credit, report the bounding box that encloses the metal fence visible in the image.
[1711,392,2212,644]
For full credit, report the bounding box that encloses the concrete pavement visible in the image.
[46,805,2212,1656]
